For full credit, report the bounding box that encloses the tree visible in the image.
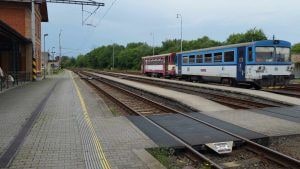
[226,28,267,44]
[73,28,270,70]
[292,43,300,54]
[60,56,76,68]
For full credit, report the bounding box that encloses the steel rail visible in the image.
[83,70,300,168]
[77,71,223,169]
[91,70,285,109]
[263,89,300,98]
[79,73,176,115]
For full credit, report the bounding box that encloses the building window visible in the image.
[189,55,195,64]
[204,53,212,63]
[224,51,235,62]
[196,55,203,63]
[214,52,222,62]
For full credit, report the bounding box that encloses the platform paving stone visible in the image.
[75,74,163,169]
[0,71,164,169]
[6,73,85,169]
[0,77,58,157]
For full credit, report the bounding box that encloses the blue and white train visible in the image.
[141,40,294,89]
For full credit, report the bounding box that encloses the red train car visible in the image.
[141,53,176,77]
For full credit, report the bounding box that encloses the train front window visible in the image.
[275,47,291,62]
[255,47,274,62]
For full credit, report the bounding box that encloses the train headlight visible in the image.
[287,66,294,72]
[256,66,265,72]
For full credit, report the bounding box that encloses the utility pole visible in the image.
[176,14,183,53]
[112,43,115,70]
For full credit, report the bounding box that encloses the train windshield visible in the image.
[275,47,291,62]
[255,47,291,63]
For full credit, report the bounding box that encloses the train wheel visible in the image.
[229,79,237,87]
[221,78,228,85]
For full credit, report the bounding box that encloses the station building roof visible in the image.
[0,20,31,46]
[1,0,48,22]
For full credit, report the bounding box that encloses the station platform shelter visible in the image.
[292,54,300,79]
[0,20,32,81]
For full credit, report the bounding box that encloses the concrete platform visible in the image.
[108,72,300,106]
[88,72,232,112]
[128,113,268,148]
[251,107,300,123]
[74,72,164,169]
[0,71,164,169]
[198,109,300,136]
[88,72,300,137]
[0,77,59,158]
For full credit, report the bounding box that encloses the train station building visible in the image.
[292,54,300,78]
[0,0,48,80]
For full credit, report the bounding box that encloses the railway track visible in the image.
[85,70,291,109]
[263,84,300,98]
[75,70,300,169]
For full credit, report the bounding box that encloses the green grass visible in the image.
[147,148,180,169]
[109,107,119,116]
[53,69,64,74]
[292,78,300,83]
[146,148,213,169]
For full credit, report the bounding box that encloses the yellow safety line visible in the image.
[70,71,111,169]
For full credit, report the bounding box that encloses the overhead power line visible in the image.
[95,0,118,26]
[46,0,104,6]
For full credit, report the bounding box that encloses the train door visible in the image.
[177,54,182,75]
[165,56,168,76]
[237,47,246,81]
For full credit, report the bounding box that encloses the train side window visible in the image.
[189,55,195,64]
[204,53,212,63]
[183,56,189,64]
[224,51,234,62]
[248,47,253,62]
[196,55,203,63]
[214,52,222,62]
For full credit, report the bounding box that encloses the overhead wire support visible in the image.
[46,0,104,6]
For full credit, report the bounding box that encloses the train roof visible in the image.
[177,40,291,55]
[142,53,174,59]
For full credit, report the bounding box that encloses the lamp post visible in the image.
[176,13,183,53]
[43,33,48,79]
[59,29,62,59]
[51,47,55,76]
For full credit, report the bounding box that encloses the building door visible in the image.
[237,47,246,81]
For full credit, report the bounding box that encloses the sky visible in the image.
[42,0,300,57]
